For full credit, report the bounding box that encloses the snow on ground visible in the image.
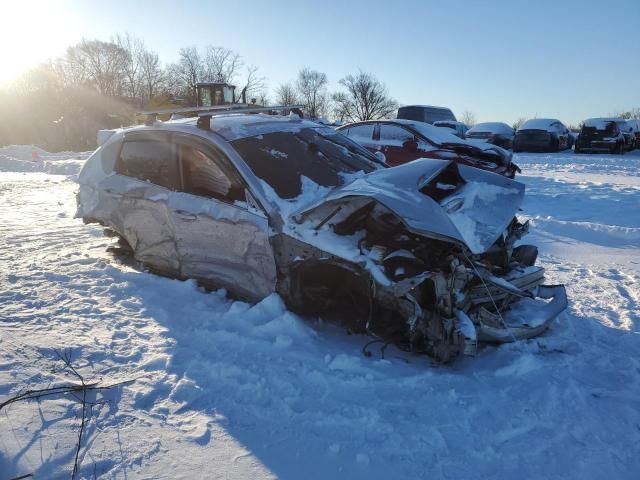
[1,148,639,479]
[0,145,91,176]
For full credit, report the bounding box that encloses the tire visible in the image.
[616,142,625,155]
[574,146,581,154]
[550,137,560,152]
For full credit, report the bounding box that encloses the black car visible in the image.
[465,122,515,150]
[614,119,636,151]
[575,118,627,154]
[513,118,573,153]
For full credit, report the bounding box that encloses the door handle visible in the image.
[175,210,197,221]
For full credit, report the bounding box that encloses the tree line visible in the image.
[0,33,398,151]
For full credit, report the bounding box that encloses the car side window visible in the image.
[345,124,374,142]
[379,125,414,143]
[115,139,179,190]
[178,143,244,203]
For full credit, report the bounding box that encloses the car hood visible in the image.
[294,159,524,254]
[439,141,512,166]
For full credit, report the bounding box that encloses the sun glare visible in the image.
[0,1,75,85]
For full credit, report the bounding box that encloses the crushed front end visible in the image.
[281,159,567,363]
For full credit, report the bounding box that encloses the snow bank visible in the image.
[0,144,90,175]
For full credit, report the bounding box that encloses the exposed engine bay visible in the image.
[277,162,566,363]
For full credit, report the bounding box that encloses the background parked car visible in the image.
[338,119,518,177]
[433,120,469,138]
[575,118,627,154]
[513,118,573,153]
[464,122,515,150]
[397,105,456,124]
[612,118,636,151]
[627,119,640,148]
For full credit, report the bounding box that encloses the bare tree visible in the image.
[139,50,163,102]
[512,117,526,130]
[296,67,328,119]
[274,82,299,106]
[610,108,640,119]
[460,110,476,126]
[331,71,397,122]
[167,47,203,103]
[114,32,144,99]
[13,61,63,94]
[63,39,129,96]
[203,46,242,84]
[331,91,350,122]
[237,65,266,103]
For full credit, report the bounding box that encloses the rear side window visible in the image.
[115,139,178,190]
[178,144,244,202]
[344,124,374,142]
[379,124,414,143]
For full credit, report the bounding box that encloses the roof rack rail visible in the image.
[195,105,305,130]
[139,104,305,127]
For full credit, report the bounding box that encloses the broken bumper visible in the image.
[475,285,567,342]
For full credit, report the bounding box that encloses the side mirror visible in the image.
[374,151,386,163]
[402,139,418,152]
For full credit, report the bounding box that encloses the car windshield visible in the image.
[231,127,383,199]
[583,120,616,134]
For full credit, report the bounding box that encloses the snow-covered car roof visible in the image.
[519,118,562,131]
[204,114,322,141]
[400,104,452,110]
[467,122,514,135]
[433,121,467,128]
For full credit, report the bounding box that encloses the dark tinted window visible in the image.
[178,144,243,202]
[397,106,425,122]
[231,127,381,199]
[115,139,178,190]
[379,124,414,143]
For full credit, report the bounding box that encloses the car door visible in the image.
[110,131,182,276]
[169,134,277,302]
[378,124,421,166]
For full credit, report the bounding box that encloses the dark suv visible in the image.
[575,118,627,154]
[397,105,456,125]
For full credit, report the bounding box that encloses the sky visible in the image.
[1,0,638,125]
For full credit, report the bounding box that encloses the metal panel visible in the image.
[170,192,277,302]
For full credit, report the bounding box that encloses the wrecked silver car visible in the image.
[77,113,567,362]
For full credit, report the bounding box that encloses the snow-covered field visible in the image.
[1,146,639,479]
